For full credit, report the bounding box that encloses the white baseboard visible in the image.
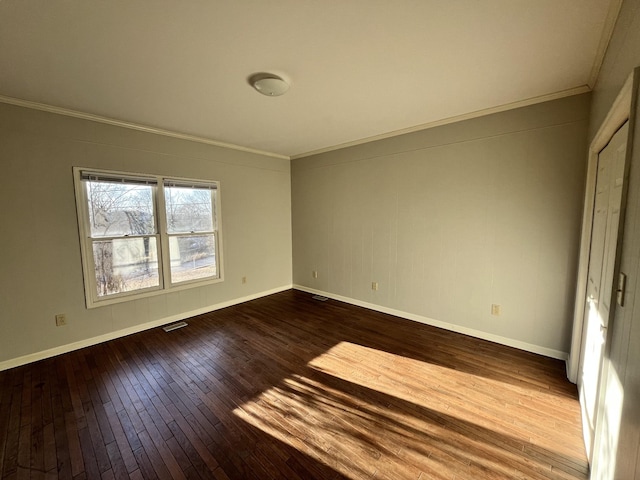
[566,353,578,384]
[294,285,569,361]
[2,283,569,372]
[0,285,292,372]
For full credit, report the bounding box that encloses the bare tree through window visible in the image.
[75,169,221,306]
[85,180,158,296]
[165,185,217,283]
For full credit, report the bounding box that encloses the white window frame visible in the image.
[73,167,224,308]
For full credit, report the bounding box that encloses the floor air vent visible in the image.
[312,295,329,301]
[163,321,188,332]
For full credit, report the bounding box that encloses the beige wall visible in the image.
[292,93,590,358]
[0,102,292,367]
[587,0,640,477]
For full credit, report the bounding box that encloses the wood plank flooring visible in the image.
[0,289,588,479]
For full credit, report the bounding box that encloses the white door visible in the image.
[579,121,628,463]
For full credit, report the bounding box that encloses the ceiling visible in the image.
[0,1,619,159]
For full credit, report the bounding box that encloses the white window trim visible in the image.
[73,167,224,308]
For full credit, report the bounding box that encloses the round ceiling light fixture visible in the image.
[248,72,289,97]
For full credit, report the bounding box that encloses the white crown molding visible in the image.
[588,0,624,89]
[291,85,591,159]
[1,82,594,163]
[0,95,290,161]
[294,285,569,361]
[0,285,292,372]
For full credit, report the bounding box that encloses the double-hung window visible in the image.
[74,168,222,307]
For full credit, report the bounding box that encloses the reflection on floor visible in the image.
[0,290,587,479]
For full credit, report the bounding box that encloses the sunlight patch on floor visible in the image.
[232,341,585,478]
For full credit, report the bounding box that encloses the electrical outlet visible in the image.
[312,270,318,279]
[372,282,379,291]
[55,314,67,326]
[242,276,247,284]
[491,304,501,316]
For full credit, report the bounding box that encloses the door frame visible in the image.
[567,69,638,384]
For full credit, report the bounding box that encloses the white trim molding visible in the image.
[587,0,624,88]
[294,285,569,361]
[0,285,292,372]
[567,70,637,384]
[292,85,591,159]
[0,95,290,161]
[1,87,594,163]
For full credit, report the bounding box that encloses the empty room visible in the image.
[1,1,640,479]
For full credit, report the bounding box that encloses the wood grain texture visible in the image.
[0,290,587,479]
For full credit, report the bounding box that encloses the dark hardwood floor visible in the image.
[0,290,588,479]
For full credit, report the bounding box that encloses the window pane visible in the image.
[165,186,213,233]
[169,234,217,283]
[93,237,159,297]
[85,180,155,237]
